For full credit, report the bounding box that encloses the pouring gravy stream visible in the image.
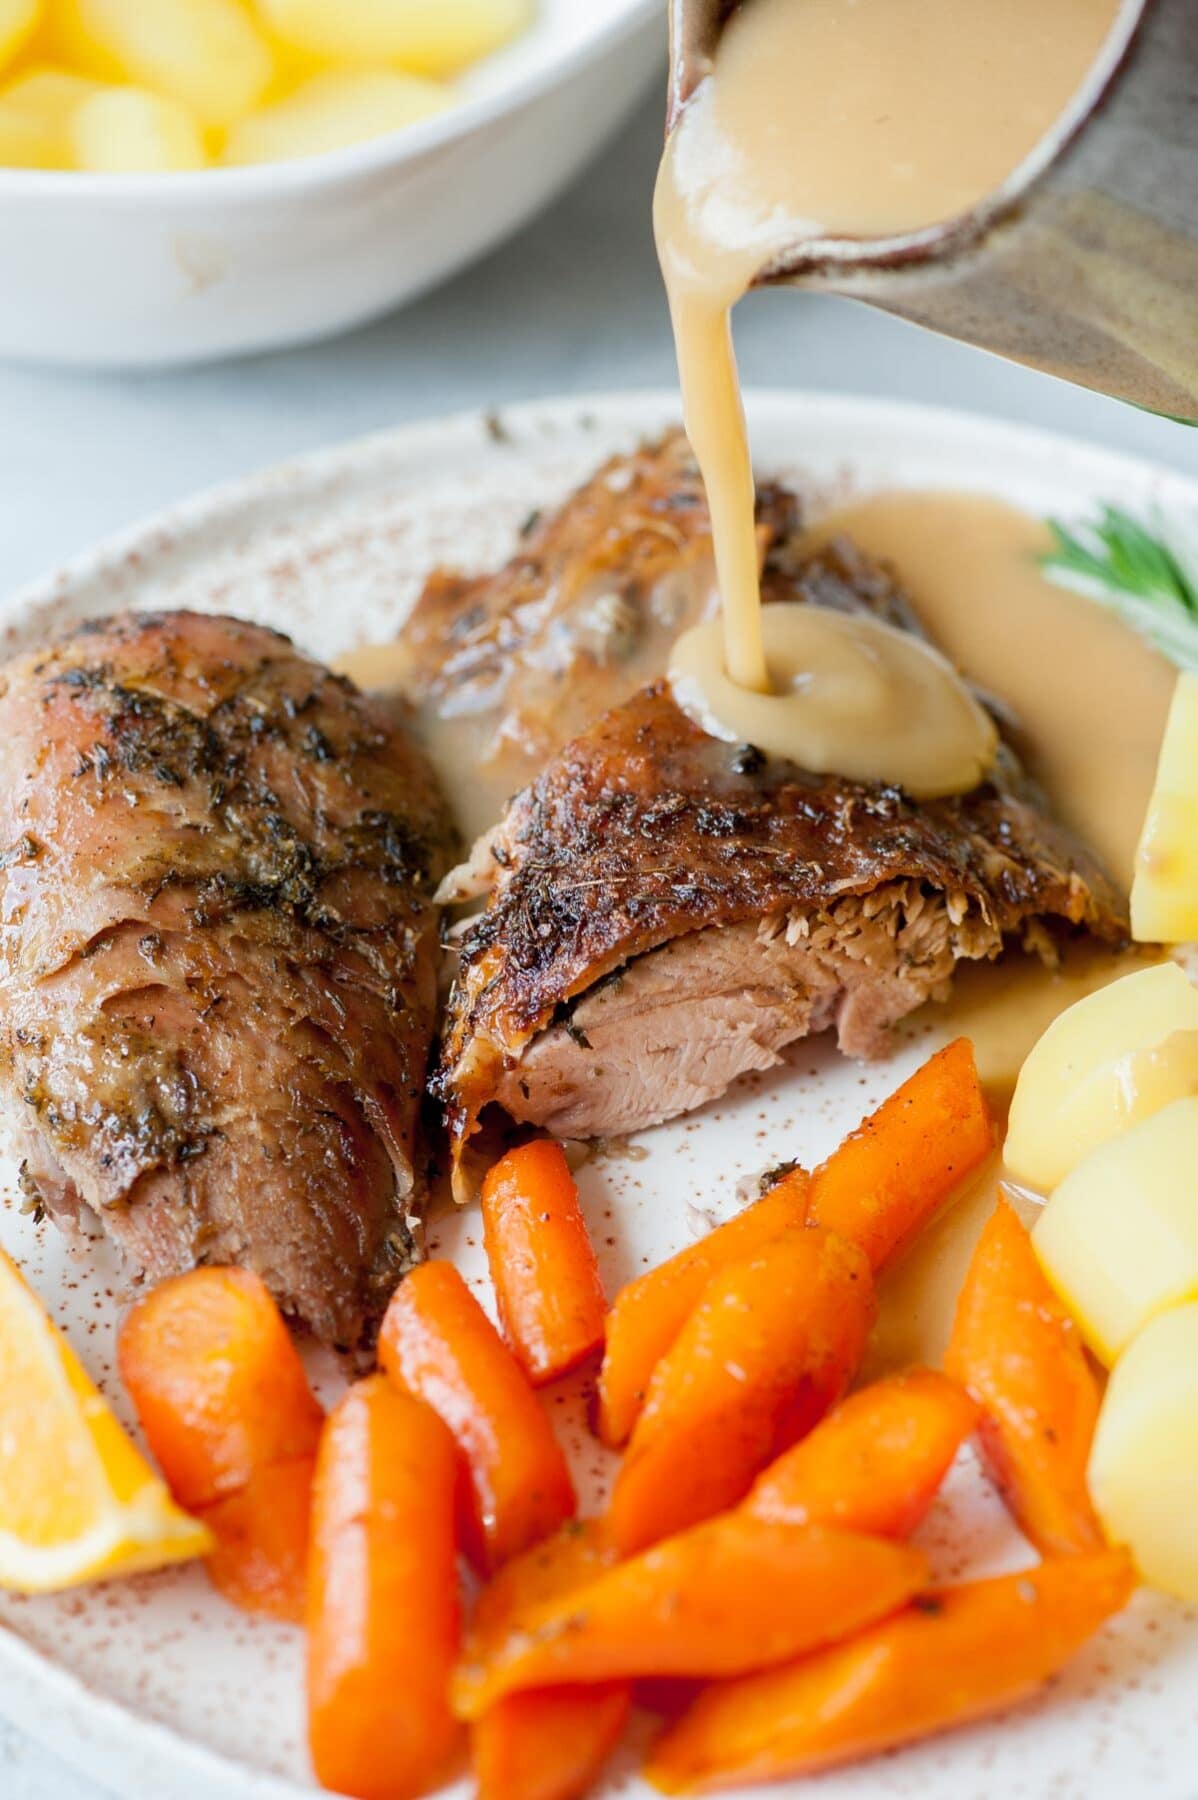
[656,0,1123,774]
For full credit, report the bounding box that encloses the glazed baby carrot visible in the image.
[607,1230,874,1556]
[466,1518,617,1661]
[645,1549,1135,1792]
[944,1196,1104,1556]
[464,1516,633,1795]
[452,1514,926,1719]
[597,1169,812,1448]
[379,1260,576,1572]
[473,1684,632,1800]
[307,1377,461,1800]
[464,1516,633,1796]
[805,1038,994,1273]
[202,1456,316,1621]
[481,1139,607,1384]
[119,1266,324,1621]
[744,1369,978,1540]
[118,1266,324,1510]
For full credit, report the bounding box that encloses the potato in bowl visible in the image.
[0,0,539,172]
[0,0,662,365]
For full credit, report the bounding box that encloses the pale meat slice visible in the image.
[491,884,1001,1139]
[0,611,454,1346]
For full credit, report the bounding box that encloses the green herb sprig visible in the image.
[1041,503,1198,671]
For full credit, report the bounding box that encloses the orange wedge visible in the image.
[0,1249,211,1592]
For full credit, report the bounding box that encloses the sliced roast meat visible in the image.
[435,679,1126,1194]
[0,611,454,1345]
[490,881,1007,1139]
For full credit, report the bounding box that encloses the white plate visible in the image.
[0,392,1196,1800]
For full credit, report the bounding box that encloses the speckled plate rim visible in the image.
[3,390,1197,646]
[0,389,1196,1800]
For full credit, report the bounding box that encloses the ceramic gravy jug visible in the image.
[667,0,1198,419]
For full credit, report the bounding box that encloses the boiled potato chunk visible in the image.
[1088,1301,1198,1600]
[0,99,52,164]
[0,0,40,71]
[1005,962,1198,1194]
[256,0,534,77]
[223,67,450,165]
[52,0,273,129]
[0,66,103,165]
[1033,1096,1198,1364]
[1132,671,1198,945]
[72,86,206,170]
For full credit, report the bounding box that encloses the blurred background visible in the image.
[2,86,1197,603]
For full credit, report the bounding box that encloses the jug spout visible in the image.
[667,0,1198,420]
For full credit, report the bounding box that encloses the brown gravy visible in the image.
[805,492,1174,889]
[863,1159,1006,1381]
[339,488,1171,895]
[655,0,1122,729]
[668,600,997,798]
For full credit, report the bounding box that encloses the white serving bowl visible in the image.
[0,0,663,368]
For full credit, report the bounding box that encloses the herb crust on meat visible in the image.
[0,610,453,1346]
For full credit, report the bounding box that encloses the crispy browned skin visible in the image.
[0,611,453,1346]
[436,684,1125,1183]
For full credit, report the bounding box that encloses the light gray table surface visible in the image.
[1,86,1196,1800]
